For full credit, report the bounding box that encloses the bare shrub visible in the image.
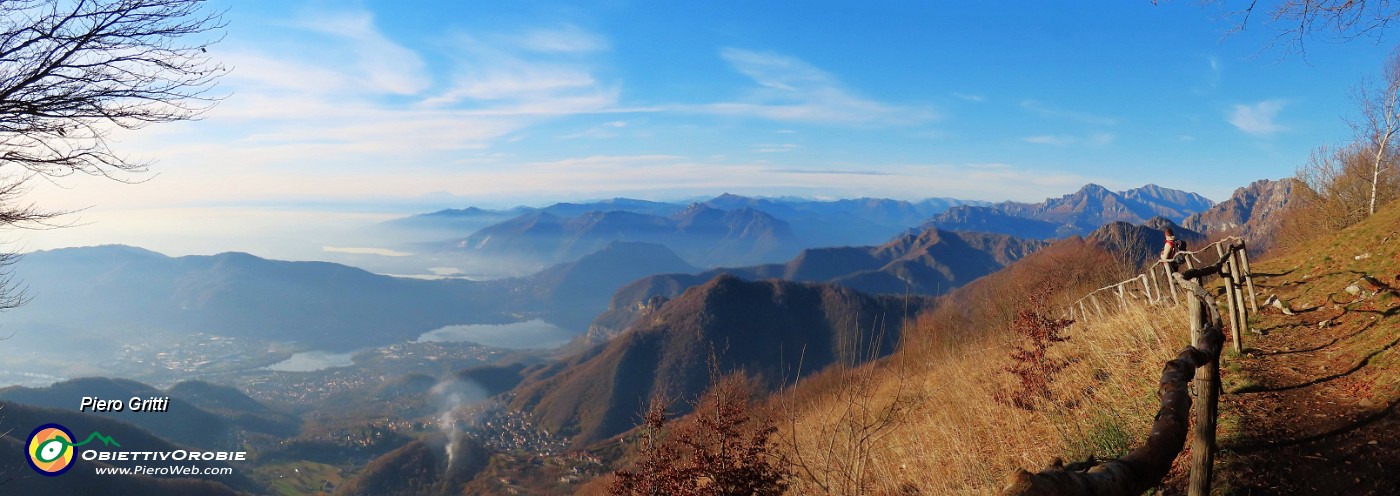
[996,286,1075,410]
[780,330,923,496]
[611,375,789,496]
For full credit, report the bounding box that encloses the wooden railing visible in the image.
[1003,238,1258,496]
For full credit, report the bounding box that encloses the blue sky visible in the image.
[18,1,1400,256]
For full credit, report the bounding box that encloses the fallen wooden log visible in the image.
[999,324,1224,496]
[1001,274,1225,496]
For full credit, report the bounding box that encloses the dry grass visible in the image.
[776,295,1192,495]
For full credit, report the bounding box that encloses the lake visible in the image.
[417,319,576,349]
[265,350,357,372]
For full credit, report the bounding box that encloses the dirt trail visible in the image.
[1189,267,1400,495]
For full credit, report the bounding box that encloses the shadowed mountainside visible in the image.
[584,227,1043,342]
[1086,217,1208,269]
[510,275,932,447]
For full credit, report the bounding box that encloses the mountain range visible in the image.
[4,245,505,352]
[454,205,797,267]
[385,194,987,272]
[585,226,1045,342]
[5,240,707,362]
[925,183,1214,239]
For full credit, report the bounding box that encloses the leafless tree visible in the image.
[0,0,224,303]
[1353,46,1400,216]
[1156,1,1400,55]
[1277,141,1398,245]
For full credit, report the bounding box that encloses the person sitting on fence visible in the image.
[1160,227,1184,273]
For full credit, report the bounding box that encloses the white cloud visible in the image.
[143,13,630,172]
[953,93,985,102]
[689,48,934,125]
[292,10,430,95]
[511,24,610,53]
[1023,133,1114,147]
[753,143,800,153]
[1228,100,1286,136]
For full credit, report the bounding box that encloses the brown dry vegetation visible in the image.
[768,238,1201,494]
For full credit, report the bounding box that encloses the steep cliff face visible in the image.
[1181,178,1297,250]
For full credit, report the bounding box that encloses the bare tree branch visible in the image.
[0,0,224,310]
[1158,1,1400,55]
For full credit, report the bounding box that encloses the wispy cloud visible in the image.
[292,10,430,95]
[1204,56,1221,92]
[1021,100,1117,126]
[753,143,800,153]
[1023,133,1114,147]
[692,48,934,125]
[953,93,985,102]
[1228,100,1286,136]
[421,26,616,107]
[562,120,628,139]
[510,24,609,53]
[170,12,629,172]
[773,168,890,176]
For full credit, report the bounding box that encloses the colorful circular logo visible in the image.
[26,423,75,476]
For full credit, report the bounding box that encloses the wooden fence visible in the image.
[1003,237,1257,496]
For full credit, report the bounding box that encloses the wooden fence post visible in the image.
[1238,241,1259,312]
[1116,284,1127,309]
[1214,244,1245,354]
[1184,274,1220,496]
[1163,264,1179,304]
[1227,248,1247,353]
[1090,294,1105,317]
[1140,274,1152,304]
[1218,265,1240,354]
[1148,269,1163,304]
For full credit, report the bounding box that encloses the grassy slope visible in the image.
[769,238,1196,494]
[1197,200,1400,494]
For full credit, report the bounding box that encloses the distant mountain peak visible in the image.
[1078,183,1111,194]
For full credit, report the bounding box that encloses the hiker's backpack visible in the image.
[1168,239,1187,264]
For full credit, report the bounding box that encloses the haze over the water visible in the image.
[15,1,1393,262]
